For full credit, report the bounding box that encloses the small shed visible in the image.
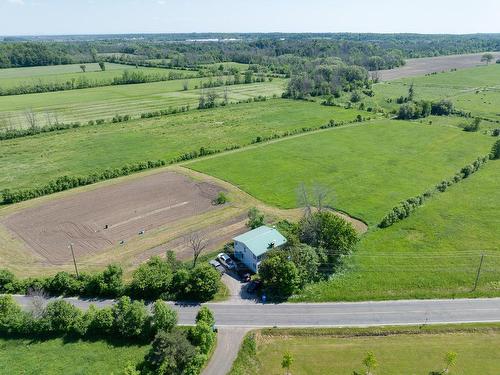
[233,225,287,273]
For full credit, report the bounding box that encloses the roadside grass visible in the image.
[0,337,148,375]
[294,160,500,301]
[0,62,196,90]
[189,118,493,226]
[370,64,500,121]
[229,324,500,375]
[0,77,286,128]
[0,99,365,191]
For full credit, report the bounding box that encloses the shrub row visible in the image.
[379,154,491,228]
[250,116,369,144]
[140,105,190,118]
[1,107,365,205]
[0,121,83,140]
[0,295,216,375]
[0,256,221,303]
[0,70,194,97]
[0,160,166,204]
[0,294,173,341]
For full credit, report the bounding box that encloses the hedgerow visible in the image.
[379,154,491,228]
[0,256,221,303]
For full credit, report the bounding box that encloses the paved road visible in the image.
[12,295,500,375]
[13,295,500,328]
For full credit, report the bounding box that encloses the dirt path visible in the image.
[377,52,500,81]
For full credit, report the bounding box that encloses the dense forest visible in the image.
[1,33,500,71]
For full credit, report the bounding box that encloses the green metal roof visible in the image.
[233,225,287,257]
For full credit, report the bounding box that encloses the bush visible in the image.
[183,265,221,302]
[491,140,500,159]
[299,211,358,265]
[130,257,173,300]
[151,300,178,334]
[431,99,454,115]
[0,295,27,334]
[112,296,149,338]
[46,271,81,296]
[463,118,481,132]
[259,251,301,298]
[213,191,228,205]
[40,300,82,335]
[247,207,265,229]
[142,329,197,375]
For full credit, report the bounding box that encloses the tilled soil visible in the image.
[1,171,224,264]
[377,52,500,81]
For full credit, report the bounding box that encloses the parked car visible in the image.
[209,259,225,274]
[217,253,236,270]
[247,280,261,294]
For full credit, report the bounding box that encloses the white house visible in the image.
[233,225,287,273]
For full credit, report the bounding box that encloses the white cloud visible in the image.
[7,0,25,5]
[156,0,166,4]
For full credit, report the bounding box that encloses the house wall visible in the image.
[234,240,259,273]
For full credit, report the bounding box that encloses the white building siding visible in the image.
[234,240,259,273]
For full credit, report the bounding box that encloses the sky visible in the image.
[0,0,499,36]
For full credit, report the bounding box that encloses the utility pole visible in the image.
[69,243,79,278]
[472,254,485,292]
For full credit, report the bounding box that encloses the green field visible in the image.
[0,77,285,129]
[294,160,500,301]
[0,62,196,89]
[189,118,493,226]
[0,99,366,191]
[231,325,500,375]
[371,64,500,121]
[0,337,148,374]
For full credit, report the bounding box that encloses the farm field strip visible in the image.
[189,118,493,226]
[0,99,364,192]
[0,78,286,128]
[233,325,500,375]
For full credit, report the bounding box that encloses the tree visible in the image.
[80,64,86,73]
[196,306,215,326]
[442,351,457,374]
[98,61,106,71]
[42,300,82,334]
[288,244,321,285]
[281,351,294,375]
[185,232,208,268]
[244,70,253,84]
[152,300,178,333]
[247,207,265,229]
[24,109,38,129]
[363,351,378,375]
[258,251,301,298]
[0,295,26,334]
[408,82,415,102]
[299,211,358,267]
[185,265,220,302]
[463,117,481,132]
[143,329,196,375]
[112,296,148,338]
[481,53,494,65]
[130,256,173,300]
[491,139,500,159]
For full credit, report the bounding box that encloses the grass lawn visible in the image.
[0,99,366,191]
[189,118,493,226]
[0,337,148,375]
[371,64,500,121]
[230,325,500,375]
[294,160,500,301]
[0,76,286,129]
